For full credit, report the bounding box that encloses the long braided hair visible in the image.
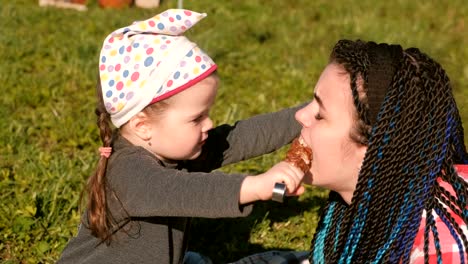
[82,77,171,243]
[309,40,468,263]
[80,79,117,243]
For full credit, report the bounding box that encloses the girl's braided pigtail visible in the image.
[81,79,116,243]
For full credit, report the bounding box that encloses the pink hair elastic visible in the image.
[99,147,112,158]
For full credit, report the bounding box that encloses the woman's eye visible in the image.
[314,113,323,120]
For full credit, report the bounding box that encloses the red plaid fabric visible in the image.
[410,165,468,263]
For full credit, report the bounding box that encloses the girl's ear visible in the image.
[127,112,152,141]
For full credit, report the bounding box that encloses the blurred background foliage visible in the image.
[0,0,467,263]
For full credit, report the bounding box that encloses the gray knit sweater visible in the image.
[58,105,302,264]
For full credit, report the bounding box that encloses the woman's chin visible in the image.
[303,171,314,185]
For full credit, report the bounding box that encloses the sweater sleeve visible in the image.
[185,103,305,172]
[107,149,253,219]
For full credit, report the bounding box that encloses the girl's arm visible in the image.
[107,151,304,219]
[108,150,250,219]
[186,103,305,172]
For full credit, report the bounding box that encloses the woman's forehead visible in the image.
[315,64,351,101]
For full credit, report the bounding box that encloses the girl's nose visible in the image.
[203,117,214,132]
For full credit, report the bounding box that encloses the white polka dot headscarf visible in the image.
[99,9,217,128]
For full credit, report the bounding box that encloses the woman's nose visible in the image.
[295,107,311,127]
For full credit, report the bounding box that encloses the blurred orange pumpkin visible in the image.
[98,0,132,8]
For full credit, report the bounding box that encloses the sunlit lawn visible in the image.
[0,0,467,263]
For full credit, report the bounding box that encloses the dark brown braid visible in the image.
[309,40,468,263]
[80,78,117,243]
[80,77,173,243]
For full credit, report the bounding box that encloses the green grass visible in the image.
[1,0,467,263]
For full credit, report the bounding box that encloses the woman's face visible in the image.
[295,63,367,204]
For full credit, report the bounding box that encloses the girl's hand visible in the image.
[239,161,306,204]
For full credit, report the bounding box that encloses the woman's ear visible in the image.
[127,112,152,141]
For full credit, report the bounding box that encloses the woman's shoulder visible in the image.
[455,164,468,179]
[410,164,468,263]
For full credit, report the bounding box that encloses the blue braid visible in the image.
[392,184,424,262]
[334,210,342,251]
[447,105,468,213]
[463,209,468,220]
[373,180,413,263]
[455,142,468,163]
[393,164,430,262]
[448,103,468,164]
[429,216,443,264]
[313,202,336,264]
[435,206,466,264]
[398,174,429,263]
[453,180,466,204]
[340,98,395,263]
[401,107,453,262]
[399,119,441,261]
[384,172,400,230]
[437,112,452,167]
[339,178,373,263]
[423,212,431,264]
[340,203,368,264]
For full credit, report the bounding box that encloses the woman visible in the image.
[296,40,468,263]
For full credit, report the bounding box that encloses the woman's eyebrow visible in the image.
[314,92,326,111]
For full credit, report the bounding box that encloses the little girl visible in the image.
[58,9,305,264]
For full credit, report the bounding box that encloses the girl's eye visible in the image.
[314,112,323,120]
[192,115,204,123]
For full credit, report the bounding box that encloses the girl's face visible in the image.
[148,75,218,162]
[295,63,367,204]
